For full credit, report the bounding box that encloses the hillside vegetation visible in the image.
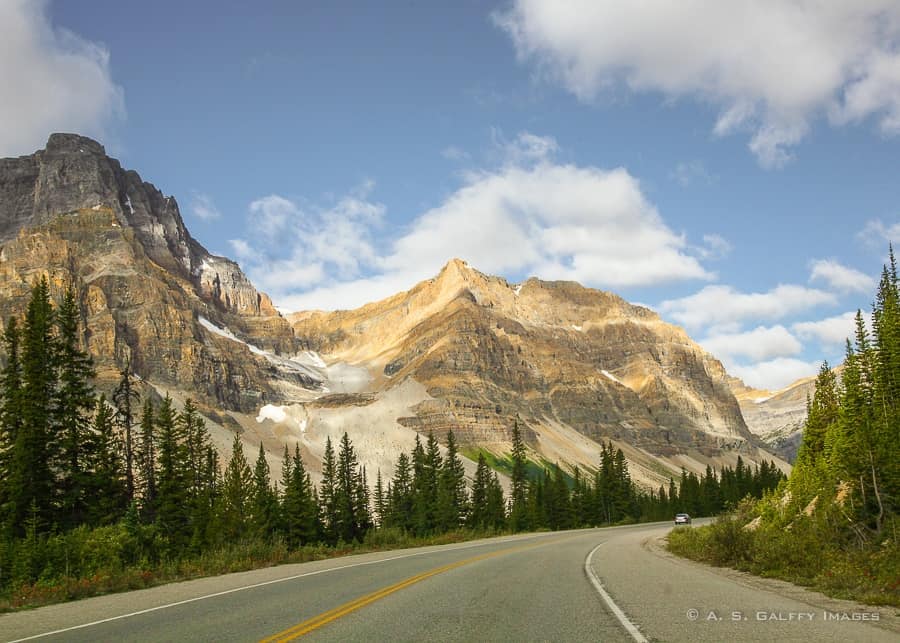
[669,249,900,606]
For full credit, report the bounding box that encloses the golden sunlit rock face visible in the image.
[290,258,757,458]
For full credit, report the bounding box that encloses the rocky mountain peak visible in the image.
[0,134,274,317]
[43,132,107,156]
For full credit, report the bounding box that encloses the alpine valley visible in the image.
[0,135,791,488]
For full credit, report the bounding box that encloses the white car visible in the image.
[674,513,692,525]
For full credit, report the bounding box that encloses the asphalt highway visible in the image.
[2,521,897,642]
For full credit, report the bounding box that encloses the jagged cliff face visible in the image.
[0,134,308,412]
[291,259,759,461]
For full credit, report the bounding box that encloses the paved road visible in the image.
[2,522,897,642]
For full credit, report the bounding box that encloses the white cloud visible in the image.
[793,311,870,347]
[494,1,900,167]
[237,182,386,304]
[190,192,221,220]
[660,284,837,331]
[441,145,470,161]
[694,233,731,261]
[729,357,823,390]
[248,195,299,240]
[0,0,124,156]
[228,238,256,261]
[701,325,802,363]
[809,259,875,293]
[858,218,900,246]
[671,160,714,187]
[493,130,559,166]
[238,134,716,311]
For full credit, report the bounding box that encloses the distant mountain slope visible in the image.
[729,366,843,463]
[290,258,786,484]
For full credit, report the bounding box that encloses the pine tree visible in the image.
[88,395,127,525]
[373,470,386,528]
[469,453,491,530]
[0,318,23,535]
[319,436,338,543]
[281,444,319,546]
[137,399,157,522]
[508,420,529,532]
[411,432,442,535]
[113,358,140,504]
[355,465,372,536]
[54,287,97,530]
[155,395,189,547]
[180,399,213,503]
[485,469,506,530]
[387,451,413,531]
[436,430,467,531]
[335,432,363,542]
[220,433,253,541]
[569,467,584,527]
[546,463,572,530]
[251,442,278,540]
[10,278,58,534]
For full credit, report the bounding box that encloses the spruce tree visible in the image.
[155,395,189,547]
[251,442,279,540]
[319,436,338,543]
[137,399,157,522]
[113,359,140,504]
[89,395,127,525]
[355,465,372,536]
[0,318,22,534]
[10,278,58,534]
[469,453,492,530]
[387,451,413,531]
[485,469,506,530]
[54,287,97,530]
[373,470,385,527]
[280,444,319,546]
[220,433,253,541]
[436,429,467,531]
[508,420,528,531]
[335,432,362,542]
[180,399,213,502]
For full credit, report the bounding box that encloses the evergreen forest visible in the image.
[0,278,782,607]
[669,248,900,606]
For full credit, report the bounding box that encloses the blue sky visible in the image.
[3,1,900,390]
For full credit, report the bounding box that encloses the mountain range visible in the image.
[0,134,792,487]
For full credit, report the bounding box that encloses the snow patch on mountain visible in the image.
[199,316,372,393]
[601,369,624,386]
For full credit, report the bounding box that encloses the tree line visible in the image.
[791,248,899,540]
[668,247,900,606]
[0,278,782,595]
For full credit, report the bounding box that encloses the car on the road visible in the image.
[674,513,691,525]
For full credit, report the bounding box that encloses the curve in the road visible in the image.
[585,543,648,643]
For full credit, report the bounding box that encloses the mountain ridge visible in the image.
[0,135,788,487]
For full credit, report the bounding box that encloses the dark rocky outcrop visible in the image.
[0,134,305,412]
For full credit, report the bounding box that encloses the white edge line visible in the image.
[585,543,648,643]
[7,532,559,643]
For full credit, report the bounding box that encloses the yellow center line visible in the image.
[260,536,568,642]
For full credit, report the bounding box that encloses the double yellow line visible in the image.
[260,537,562,641]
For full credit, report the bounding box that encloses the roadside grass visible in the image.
[0,528,505,613]
[667,513,900,608]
